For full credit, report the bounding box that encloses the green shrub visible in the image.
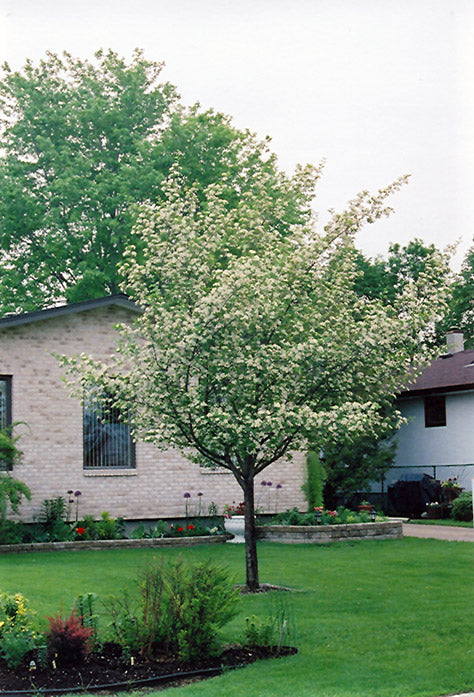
[271,506,383,526]
[168,559,240,661]
[0,627,36,668]
[451,492,473,522]
[96,512,124,540]
[302,450,325,510]
[0,590,38,668]
[39,497,72,541]
[104,558,240,661]
[103,593,142,654]
[131,520,169,539]
[0,519,24,545]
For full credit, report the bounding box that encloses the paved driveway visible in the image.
[403,523,474,542]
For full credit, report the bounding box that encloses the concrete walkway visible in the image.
[403,522,474,542]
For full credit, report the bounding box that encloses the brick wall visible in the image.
[0,305,306,522]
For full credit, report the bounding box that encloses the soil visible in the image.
[0,643,297,695]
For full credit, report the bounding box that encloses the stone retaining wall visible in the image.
[0,534,232,554]
[256,521,403,544]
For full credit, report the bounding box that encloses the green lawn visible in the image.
[0,538,472,697]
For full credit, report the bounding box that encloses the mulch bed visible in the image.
[0,643,297,695]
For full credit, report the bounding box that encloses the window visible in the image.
[0,376,12,471]
[0,377,11,431]
[424,395,446,428]
[83,393,135,469]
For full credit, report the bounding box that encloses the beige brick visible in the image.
[0,305,306,522]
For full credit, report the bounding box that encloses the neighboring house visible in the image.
[385,329,474,493]
[0,295,305,522]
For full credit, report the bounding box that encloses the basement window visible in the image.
[424,395,446,428]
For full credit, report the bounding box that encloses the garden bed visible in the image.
[0,642,297,695]
[0,533,232,554]
[256,521,403,543]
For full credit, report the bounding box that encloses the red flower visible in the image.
[76,527,85,535]
[187,524,195,530]
[177,526,184,532]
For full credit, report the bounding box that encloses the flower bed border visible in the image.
[256,521,403,544]
[0,534,233,555]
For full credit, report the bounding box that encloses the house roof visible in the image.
[0,294,139,329]
[400,348,474,397]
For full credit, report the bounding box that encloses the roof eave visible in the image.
[0,294,140,329]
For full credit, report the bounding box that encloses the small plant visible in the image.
[0,590,38,668]
[74,491,82,522]
[183,492,191,517]
[39,497,72,541]
[75,515,98,540]
[441,478,462,489]
[244,615,274,647]
[208,501,218,516]
[75,593,100,647]
[96,511,123,540]
[45,611,94,665]
[0,627,36,668]
[224,502,245,518]
[243,592,296,653]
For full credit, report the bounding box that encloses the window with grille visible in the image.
[0,376,12,471]
[83,392,135,469]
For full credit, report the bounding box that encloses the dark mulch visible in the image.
[0,643,297,695]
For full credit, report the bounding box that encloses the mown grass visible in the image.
[0,538,472,697]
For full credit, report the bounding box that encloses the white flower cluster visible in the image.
[63,168,448,483]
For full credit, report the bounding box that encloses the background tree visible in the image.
[0,50,314,312]
[65,170,448,590]
[354,238,452,308]
[441,242,474,348]
[321,238,453,502]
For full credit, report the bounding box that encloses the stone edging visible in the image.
[256,521,403,544]
[0,534,233,554]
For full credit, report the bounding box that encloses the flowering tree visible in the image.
[66,168,448,590]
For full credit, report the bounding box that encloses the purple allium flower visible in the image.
[67,490,73,495]
[183,492,191,499]
[276,484,282,489]
[197,492,203,496]
[74,491,82,497]
[267,481,272,487]
[261,480,267,486]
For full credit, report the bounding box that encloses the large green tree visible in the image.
[442,242,474,348]
[64,170,448,590]
[0,50,314,312]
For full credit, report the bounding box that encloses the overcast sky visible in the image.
[1,0,473,269]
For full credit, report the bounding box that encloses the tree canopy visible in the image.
[0,50,315,312]
[442,242,474,348]
[64,170,448,589]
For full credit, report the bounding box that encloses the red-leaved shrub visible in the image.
[46,611,94,665]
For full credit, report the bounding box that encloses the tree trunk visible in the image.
[242,476,259,591]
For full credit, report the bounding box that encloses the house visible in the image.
[385,329,474,493]
[0,295,305,522]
